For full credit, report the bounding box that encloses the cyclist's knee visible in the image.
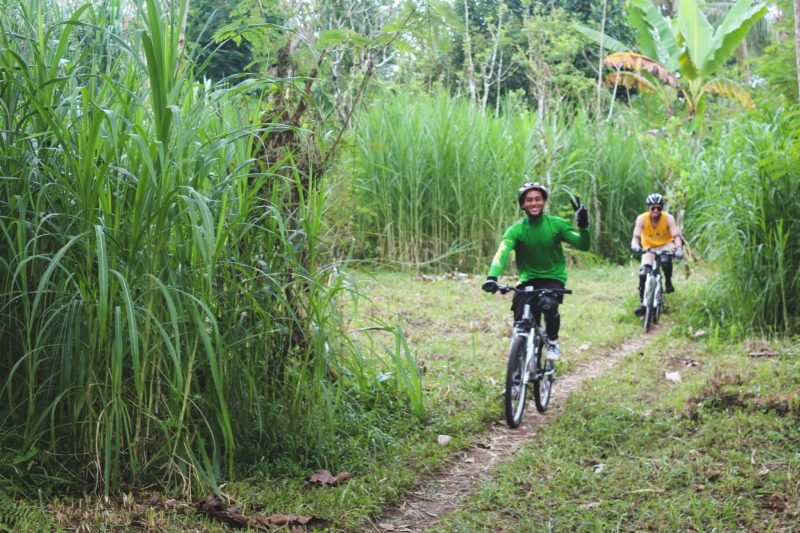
[639,265,651,277]
[538,294,559,314]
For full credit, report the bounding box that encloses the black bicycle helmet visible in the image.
[646,193,664,206]
[517,182,549,205]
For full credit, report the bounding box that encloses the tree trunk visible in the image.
[795,0,800,101]
[463,0,477,103]
[596,0,608,124]
[481,4,503,114]
[178,0,191,58]
[739,39,750,84]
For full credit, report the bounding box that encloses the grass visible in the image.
[345,91,663,270]
[4,261,798,531]
[0,0,380,496]
[434,332,800,531]
[683,107,800,335]
[12,260,639,531]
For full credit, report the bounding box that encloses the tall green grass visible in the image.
[684,108,800,335]
[0,0,422,496]
[348,91,669,270]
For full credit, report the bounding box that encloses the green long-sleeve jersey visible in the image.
[488,214,590,284]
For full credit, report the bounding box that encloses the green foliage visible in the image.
[600,0,767,122]
[684,108,800,335]
[184,0,256,80]
[752,0,798,102]
[0,493,51,532]
[0,0,423,497]
[346,91,667,270]
[558,0,635,48]
[514,5,596,111]
[435,335,800,531]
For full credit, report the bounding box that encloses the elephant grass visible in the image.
[349,91,670,271]
[0,0,418,498]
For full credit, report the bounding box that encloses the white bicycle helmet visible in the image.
[518,182,549,205]
[646,193,664,206]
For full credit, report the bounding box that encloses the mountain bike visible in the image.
[636,249,674,332]
[496,285,572,428]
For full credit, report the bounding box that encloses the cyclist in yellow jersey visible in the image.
[630,193,684,316]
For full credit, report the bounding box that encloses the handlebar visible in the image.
[633,248,676,258]
[496,285,572,296]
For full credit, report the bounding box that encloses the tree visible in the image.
[515,4,595,115]
[184,0,272,81]
[752,0,798,101]
[592,0,767,122]
[796,0,800,99]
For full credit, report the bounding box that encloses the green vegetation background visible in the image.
[0,0,798,530]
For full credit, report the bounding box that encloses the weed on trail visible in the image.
[436,335,800,531]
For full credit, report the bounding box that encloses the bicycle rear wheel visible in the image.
[533,337,553,412]
[504,335,528,428]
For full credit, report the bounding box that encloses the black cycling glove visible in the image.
[481,277,498,293]
[570,196,589,229]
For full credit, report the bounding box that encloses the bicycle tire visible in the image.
[642,278,652,332]
[533,336,553,412]
[653,284,662,324]
[504,335,528,428]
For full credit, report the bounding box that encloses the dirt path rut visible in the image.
[370,333,655,532]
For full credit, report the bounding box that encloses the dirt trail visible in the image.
[370,333,655,532]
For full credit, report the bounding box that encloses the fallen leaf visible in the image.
[579,343,590,351]
[665,371,682,382]
[579,501,601,509]
[437,435,451,445]
[197,495,249,528]
[378,523,396,531]
[593,463,606,474]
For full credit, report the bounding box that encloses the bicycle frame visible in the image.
[510,288,550,385]
[497,285,571,426]
[638,249,673,331]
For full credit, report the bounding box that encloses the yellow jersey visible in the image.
[639,212,674,248]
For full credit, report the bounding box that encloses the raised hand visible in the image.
[570,196,589,229]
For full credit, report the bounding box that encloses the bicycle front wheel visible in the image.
[533,338,553,412]
[653,284,662,324]
[504,335,528,428]
[643,275,655,332]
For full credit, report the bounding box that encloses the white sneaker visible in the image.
[546,340,561,361]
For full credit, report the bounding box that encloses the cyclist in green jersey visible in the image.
[481,182,591,360]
